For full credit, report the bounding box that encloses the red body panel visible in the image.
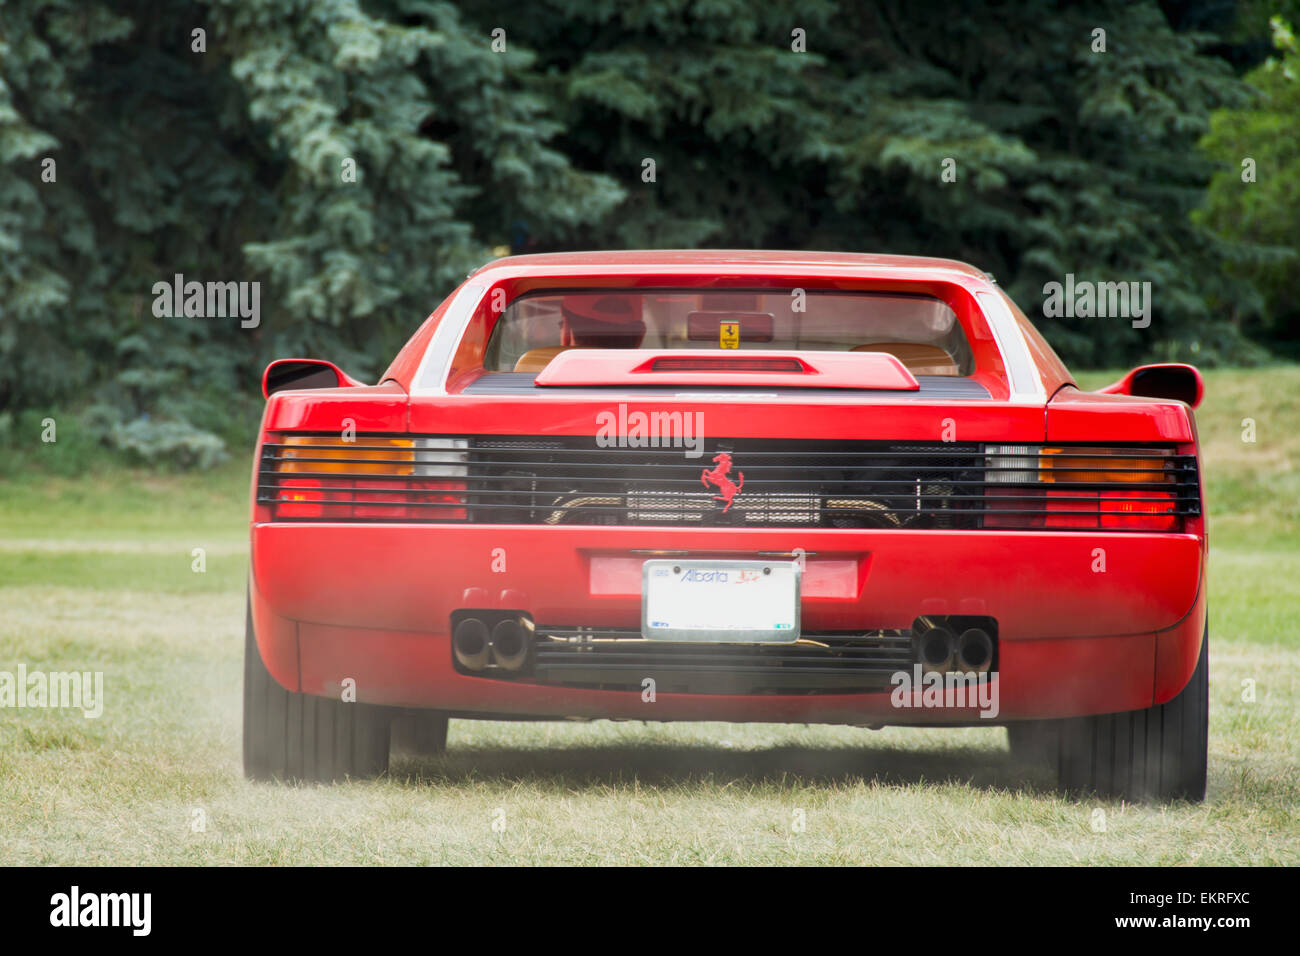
[406,397,1044,442]
[264,381,409,432]
[248,251,1208,726]
[250,523,1203,720]
[249,575,299,692]
[1045,387,1195,443]
[253,525,1200,640]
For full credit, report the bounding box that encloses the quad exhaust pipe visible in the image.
[955,627,993,674]
[452,617,491,671]
[917,625,956,673]
[915,623,995,674]
[490,617,532,672]
[453,614,533,673]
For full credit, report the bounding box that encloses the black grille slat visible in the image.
[529,628,917,694]
[459,373,994,400]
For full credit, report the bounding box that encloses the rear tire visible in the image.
[390,711,450,757]
[243,603,392,782]
[1057,627,1208,802]
[1006,720,1061,764]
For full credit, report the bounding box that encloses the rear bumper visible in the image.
[249,524,1206,723]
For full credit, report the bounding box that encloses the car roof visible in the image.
[471,249,991,280]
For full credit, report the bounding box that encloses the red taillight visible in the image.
[411,480,468,521]
[983,488,1179,531]
[276,478,330,518]
[983,487,1044,528]
[1098,489,1178,531]
[1044,490,1099,529]
[1045,490,1178,530]
[274,478,467,520]
[351,480,409,520]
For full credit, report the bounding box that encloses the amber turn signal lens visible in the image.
[1039,447,1169,484]
[278,436,415,476]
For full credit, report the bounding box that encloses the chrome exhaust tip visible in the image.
[452,618,491,671]
[490,617,532,672]
[955,627,994,674]
[917,626,956,673]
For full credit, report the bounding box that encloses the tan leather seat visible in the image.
[851,342,959,376]
[514,346,579,374]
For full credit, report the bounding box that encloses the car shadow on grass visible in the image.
[390,741,1059,796]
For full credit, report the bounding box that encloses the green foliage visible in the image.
[1196,17,1300,354]
[0,407,120,479]
[92,410,230,470]
[467,0,1272,367]
[0,0,1291,473]
[0,0,621,467]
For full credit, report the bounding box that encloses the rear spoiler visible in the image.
[532,350,920,390]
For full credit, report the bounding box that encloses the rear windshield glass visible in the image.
[483,290,974,376]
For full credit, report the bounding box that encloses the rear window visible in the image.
[483,290,975,377]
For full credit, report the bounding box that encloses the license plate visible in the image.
[641,559,801,643]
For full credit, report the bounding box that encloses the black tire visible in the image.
[1057,627,1208,802]
[1006,720,1062,765]
[243,603,392,782]
[390,711,450,757]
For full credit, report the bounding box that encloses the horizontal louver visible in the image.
[529,627,914,694]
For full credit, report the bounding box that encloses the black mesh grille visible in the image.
[460,437,992,529]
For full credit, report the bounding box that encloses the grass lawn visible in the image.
[0,367,1296,864]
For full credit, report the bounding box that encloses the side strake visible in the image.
[256,434,1198,531]
[255,381,1200,536]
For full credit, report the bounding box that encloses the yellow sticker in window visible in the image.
[719,321,739,349]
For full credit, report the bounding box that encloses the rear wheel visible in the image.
[1006,720,1061,764]
[390,711,450,757]
[1056,628,1208,802]
[243,604,392,782]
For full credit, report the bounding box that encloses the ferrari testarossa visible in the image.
[245,251,1208,801]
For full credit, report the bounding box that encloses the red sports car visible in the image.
[244,250,1208,801]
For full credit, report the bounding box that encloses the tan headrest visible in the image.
[514,346,578,374]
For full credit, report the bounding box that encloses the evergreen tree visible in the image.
[464,0,1268,366]
[0,0,1284,466]
[0,0,620,459]
[1196,15,1300,355]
